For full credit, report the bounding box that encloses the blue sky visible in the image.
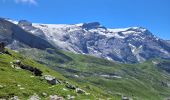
[0,0,170,39]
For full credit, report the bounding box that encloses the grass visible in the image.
[19,48,170,100]
[0,49,114,99]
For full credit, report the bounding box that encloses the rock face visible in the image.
[31,23,170,63]
[3,18,170,63]
[0,18,55,50]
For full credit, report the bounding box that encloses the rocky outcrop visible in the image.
[13,60,42,76]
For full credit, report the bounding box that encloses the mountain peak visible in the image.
[82,22,106,30]
[18,20,32,26]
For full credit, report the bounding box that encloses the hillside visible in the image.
[0,48,114,99]
[19,48,170,100]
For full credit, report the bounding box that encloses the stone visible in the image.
[19,87,25,90]
[0,85,4,89]
[67,95,75,100]
[66,84,76,90]
[122,96,133,100]
[62,88,68,91]
[9,96,19,100]
[44,75,60,85]
[75,88,86,94]
[49,95,64,100]
[29,93,41,100]
[15,60,21,65]
[42,92,47,97]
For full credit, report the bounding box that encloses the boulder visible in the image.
[75,88,86,94]
[44,75,60,85]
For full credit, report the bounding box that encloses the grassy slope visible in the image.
[19,48,170,100]
[0,49,114,99]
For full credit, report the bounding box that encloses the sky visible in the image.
[0,0,170,39]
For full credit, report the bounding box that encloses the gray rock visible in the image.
[0,85,4,89]
[65,83,76,90]
[44,75,60,85]
[122,96,133,100]
[42,92,47,97]
[75,88,86,94]
[9,96,19,100]
[29,94,41,100]
[49,95,64,100]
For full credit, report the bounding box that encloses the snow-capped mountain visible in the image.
[2,18,170,63]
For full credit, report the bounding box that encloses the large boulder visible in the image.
[44,75,60,85]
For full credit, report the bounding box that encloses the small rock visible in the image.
[74,75,79,78]
[10,96,20,100]
[30,76,35,78]
[29,93,41,100]
[44,75,60,85]
[67,95,75,100]
[76,88,86,94]
[49,95,64,100]
[62,88,68,91]
[0,85,4,89]
[66,84,76,90]
[11,65,15,68]
[85,92,90,95]
[122,96,133,100]
[19,87,25,90]
[14,60,21,65]
[42,92,47,97]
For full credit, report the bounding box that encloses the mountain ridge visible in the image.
[1,18,170,63]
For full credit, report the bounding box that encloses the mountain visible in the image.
[0,18,55,50]
[9,19,170,63]
[1,18,170,100]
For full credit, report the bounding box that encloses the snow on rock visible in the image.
[2,18,170,63]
